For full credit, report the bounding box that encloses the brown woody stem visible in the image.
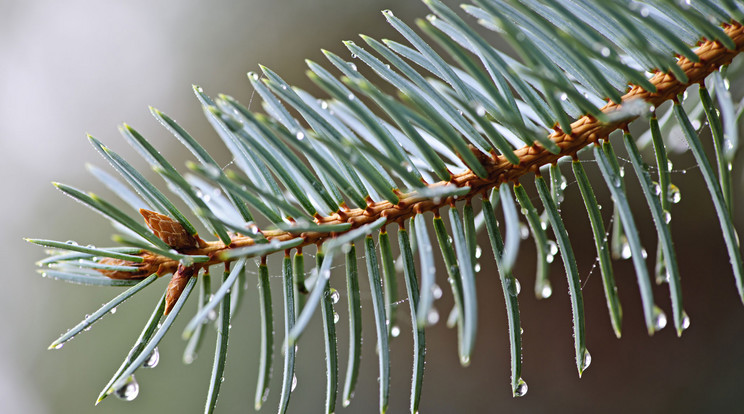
[125,23,744,279]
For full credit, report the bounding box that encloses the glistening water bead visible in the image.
[143,347,159,368]
[114,375,139,401]
[514,378,528,397]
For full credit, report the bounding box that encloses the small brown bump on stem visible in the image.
[165,264,196,315]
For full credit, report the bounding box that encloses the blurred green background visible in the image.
[3,1,744,413]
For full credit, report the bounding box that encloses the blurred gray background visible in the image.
[3,1,744,413]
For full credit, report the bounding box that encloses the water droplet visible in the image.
[640,6,650,17]
[601,47,611,57]
[581,349,592,371]
[663,210,672,224]
[514,378,528,397]
[114,375,139,401]
[291,374,298,391]
[110,307,117,314]
[668,184,681,204]
[641,248,648,259]
[280,84,287,90]
[681,311,691,331]
[559,92,568,101]
[333,311,340,324]
[475,245,482,259]
[427,309,440,325]
[143,347,160,368]
[519,223,530,240]
[329,288,340,304]
[652,181,661,196]
[506,278,521,296]
[295,131,305,140]
[250,73,260,81]
[546,253,555,264]
[539,283,553,299]
[547,240,559,256]
[474,263,481,273]
[391,325,400,337]
[432,285,442,299]
[348,62,357,72]
[460,355,470,366]
[620,238,632,260]
[667,160,673,171]
[52,343,64,350]
[619,166,625,178]
[347,93,355,101]
[653,306,667,331]
[724,139,734,151]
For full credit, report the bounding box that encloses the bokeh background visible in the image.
[3,1,744,413]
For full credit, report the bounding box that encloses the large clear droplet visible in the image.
[506,278,521,296]
[653,306,667,331]
[143,347,160,368]
[668,184,681,204]
[114,375,139,401]
[291,374,298,391]
[514,378,528,397]
[581,349,592,371]
[329,288,340,304]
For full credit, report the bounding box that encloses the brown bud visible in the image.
[97,257,149,279]
[165,264,196,315]
[140,209,196,250]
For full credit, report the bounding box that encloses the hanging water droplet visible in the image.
[143,347,160,368]
[514,378,528,397]
[581,349,592,371]
[291,374,298,391]
[348,62,357,72]
[540,220,548,230]
[475,245,483,259]
[560,175,568,190]
[546,253,555,263]
[52,343,64,350]
[663,210,672,224]
[329,288,340,304]
[667,159,673,171]
[427,309,440,325]
[681,311,691,331]
[653,306,667,331]
[507,278,521,296]
[619,166,625,178]
[519,223,530,240]
[668,184,681,204]
[539,283,553,299]
[391,325,400,337]
[432,285,443,299]
[110,306,117,314]
[641,248,648,259]
[295,131,305,140]
[474,263,481,273]
[620,238,632,260]
[460,355,470,366]
[652,181,661,196]
[333,311,340,324]
[114,375,139,401]
[547,240,559,256]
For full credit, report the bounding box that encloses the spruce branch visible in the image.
[102,23,744,282]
